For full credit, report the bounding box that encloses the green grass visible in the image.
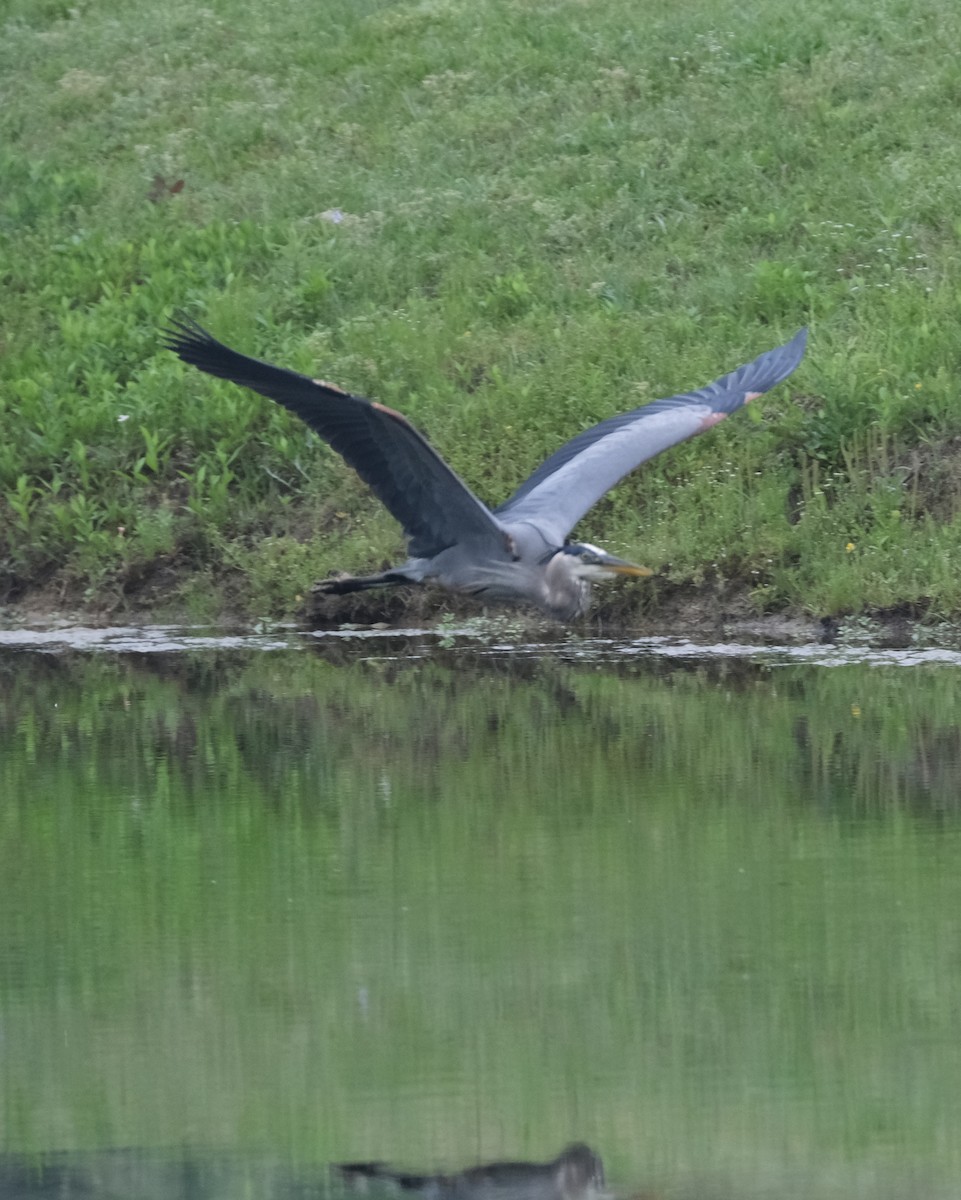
[4,0,961,620]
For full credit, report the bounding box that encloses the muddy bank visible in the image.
[0,571,950,650]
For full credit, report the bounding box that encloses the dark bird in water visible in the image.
[164,320,806,621]
[333,1143,606,1200]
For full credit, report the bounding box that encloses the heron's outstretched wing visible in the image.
[496,329,807,546]
[163,319,506,558]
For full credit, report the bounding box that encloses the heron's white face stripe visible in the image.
[560,545,652,582]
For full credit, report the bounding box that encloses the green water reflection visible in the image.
[1,642,960,1198]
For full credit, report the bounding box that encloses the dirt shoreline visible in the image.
[0,574,944,648]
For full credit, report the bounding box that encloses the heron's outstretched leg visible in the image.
[312,569,415,595]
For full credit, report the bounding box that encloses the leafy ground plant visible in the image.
[3,0,961,622]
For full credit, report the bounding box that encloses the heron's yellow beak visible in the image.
[599,554,653,578]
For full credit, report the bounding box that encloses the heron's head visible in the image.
[552,1143,607,1194]
[559,542,653,583]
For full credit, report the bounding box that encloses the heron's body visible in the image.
[334,1143,606,1200]
[341,526,596,620]
[164,320,807,620]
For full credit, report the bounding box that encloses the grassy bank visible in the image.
[3,0,961,623]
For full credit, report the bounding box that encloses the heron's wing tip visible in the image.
[785,326,809,364]
[162,313,210,343]
[763,326,808,384]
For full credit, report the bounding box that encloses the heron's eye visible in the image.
[582,552,598,565]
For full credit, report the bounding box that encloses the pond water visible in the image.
[2,627,960,1200]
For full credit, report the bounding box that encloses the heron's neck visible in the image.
[543,553,590,620]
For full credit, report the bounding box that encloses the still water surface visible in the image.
[2,628,960,1199]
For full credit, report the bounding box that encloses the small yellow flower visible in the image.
[915,382,923,389]
[845,542,855,552]
[851,704,861,718]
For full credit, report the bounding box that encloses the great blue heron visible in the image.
[333,1143,606,1200]
[164,320,806,620]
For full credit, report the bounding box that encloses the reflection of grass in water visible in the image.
[1,651,961,1196]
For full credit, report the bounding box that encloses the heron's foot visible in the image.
[312,572,363,595]
[311,569,410,596]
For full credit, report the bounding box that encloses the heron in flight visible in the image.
[164,320,806,620]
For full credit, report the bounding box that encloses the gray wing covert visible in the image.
[496,329,807,546]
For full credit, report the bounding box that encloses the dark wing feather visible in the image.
[163,319,504,558]
[496,328,807,545]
